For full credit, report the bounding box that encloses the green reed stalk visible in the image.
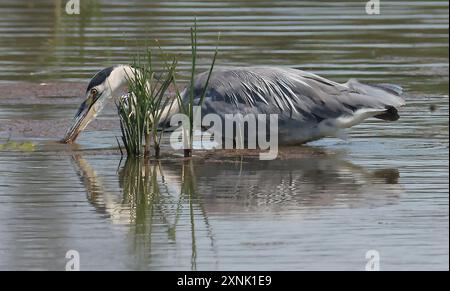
[172,20,219,157]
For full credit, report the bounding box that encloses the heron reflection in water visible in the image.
[70,150,402,269]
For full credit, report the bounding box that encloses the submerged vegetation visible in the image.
[117,21,218,158]
[0,141,36,152]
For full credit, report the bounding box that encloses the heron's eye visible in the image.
[91,88,98,96]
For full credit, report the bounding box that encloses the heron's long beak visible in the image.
[61,90,107,144]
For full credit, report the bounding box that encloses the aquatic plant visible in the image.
[0,141,36,152]
[117,20,218,158]
[117,50,177,158]
[171,20,219,157]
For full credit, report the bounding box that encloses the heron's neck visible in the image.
[107,65,136,94]
[112,65,179,126]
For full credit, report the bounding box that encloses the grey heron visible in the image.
[62,65,405,145]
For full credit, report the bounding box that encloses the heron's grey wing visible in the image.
[187,66,405,123]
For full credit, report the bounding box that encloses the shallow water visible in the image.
[0,0,448,270]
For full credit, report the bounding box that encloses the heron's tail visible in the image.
[344,79,406,122]
[373,105,400,121]
[370,83,404,121]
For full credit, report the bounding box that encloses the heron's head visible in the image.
[62,65,134,143]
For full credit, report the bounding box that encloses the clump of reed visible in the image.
[117,20,218,158]
[117,50,177,158]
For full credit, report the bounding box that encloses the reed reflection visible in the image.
[71,154,216,270]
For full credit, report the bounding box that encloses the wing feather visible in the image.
[186,66,405,124]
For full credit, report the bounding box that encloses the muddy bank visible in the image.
[0,82,85,105]
[0,81,119,139]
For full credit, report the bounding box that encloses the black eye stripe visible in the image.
[86,66,116,93]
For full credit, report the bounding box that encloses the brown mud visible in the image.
[0,82,118,139]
